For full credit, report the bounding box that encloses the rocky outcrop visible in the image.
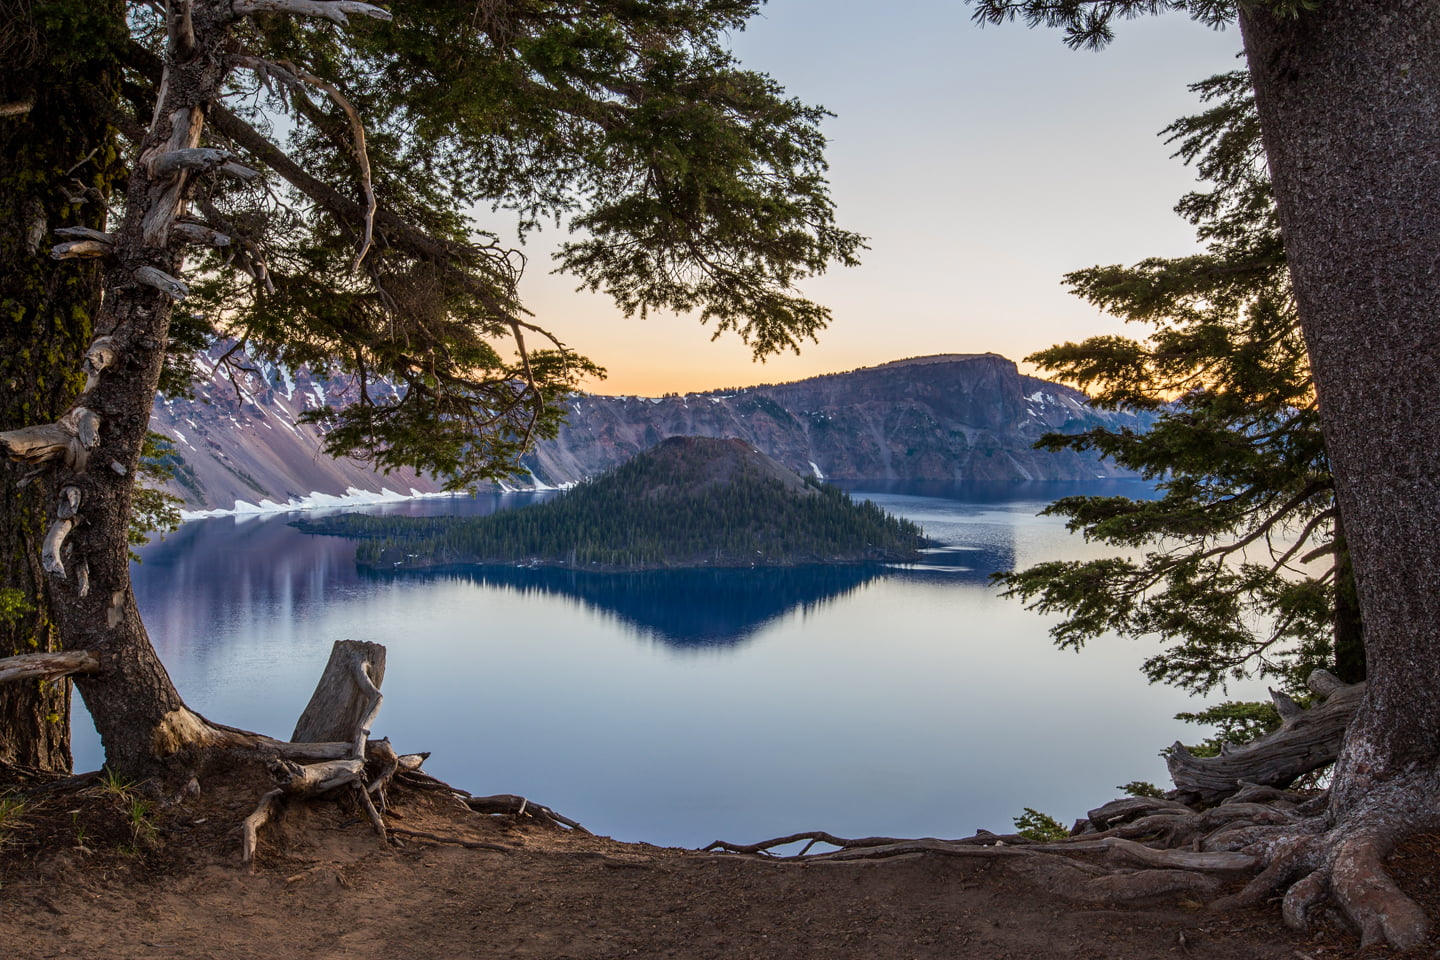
[522,354,1144,487]
[150,349,1145,510]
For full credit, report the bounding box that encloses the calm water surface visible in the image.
[73,481,1261,847]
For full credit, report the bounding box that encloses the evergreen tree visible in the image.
[996,71,1363,698]
[0,1,862,777]
[974,0,1440,945]
[0,0,128,771]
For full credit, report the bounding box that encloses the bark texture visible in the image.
[26,1,242,777]
[1238,0,1440,946]
[0,0,126,771]
[1242,0,1440,804]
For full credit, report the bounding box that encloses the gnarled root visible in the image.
[1213,818,1433,950]
[392,768,589,834]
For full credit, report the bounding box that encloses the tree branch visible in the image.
[231,0,393,27]
[0,651,100,684]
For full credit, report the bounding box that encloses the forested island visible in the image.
[293,437,929,571]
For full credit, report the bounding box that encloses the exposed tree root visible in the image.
[1168,670,1361,805]
[704,708,1440,952]
[387,826,516,852]
[1208,774,1440,951]
[393,771,591,834]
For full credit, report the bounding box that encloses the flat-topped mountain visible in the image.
[294,436,929,570]
[151,348,1148,510]
[521,353,1145,488]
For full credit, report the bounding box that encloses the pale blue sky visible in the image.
[515,3,1244,395]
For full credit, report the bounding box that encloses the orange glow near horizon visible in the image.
[493,5,1242,401]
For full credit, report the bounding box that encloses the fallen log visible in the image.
[1167,669,1363,805]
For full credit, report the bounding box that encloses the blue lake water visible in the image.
[73,481,1261,848]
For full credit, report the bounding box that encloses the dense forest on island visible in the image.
[295,437,927,570]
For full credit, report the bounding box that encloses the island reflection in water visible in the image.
[359,535,1011,650]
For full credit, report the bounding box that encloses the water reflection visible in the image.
[82,478,1224,850]
[363,564,887,649]
[353,505,1017,648]
[133,488,1021,653]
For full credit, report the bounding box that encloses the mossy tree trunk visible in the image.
[0,0,125,772]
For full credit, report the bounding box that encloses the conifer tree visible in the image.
[974,0,1440,944]
[0,0,862,778]
[997,71,1363,698]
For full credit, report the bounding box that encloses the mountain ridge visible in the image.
[149,348,1147,510]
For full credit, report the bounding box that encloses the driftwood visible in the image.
[1167,669,1363,805]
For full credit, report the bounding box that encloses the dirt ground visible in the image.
[1,764,1436,960]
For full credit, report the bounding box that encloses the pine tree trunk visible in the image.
[1242,0,1440,799]
[0,0,125,772]
[1238,2,1440,945]
[32,1,239,778]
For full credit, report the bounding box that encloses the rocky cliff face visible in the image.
[522,354,1143,487]
[150,349,441,511]
[151,349,1144,511]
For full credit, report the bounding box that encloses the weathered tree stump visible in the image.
[243,640,390,864]
[291,639,386,748]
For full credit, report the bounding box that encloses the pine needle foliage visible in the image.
[965,0,1317,53]
[113,0,864,488]
[996,72,1359,697]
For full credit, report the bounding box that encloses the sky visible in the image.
[505,2,1246,397]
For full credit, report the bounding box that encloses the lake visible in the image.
[73,481,1261,848]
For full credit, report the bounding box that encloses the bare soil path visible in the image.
[1,768,1433,960]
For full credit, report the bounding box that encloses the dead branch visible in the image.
[139,105,205,247]
[133,264,189,300]
[232,0,393,27]
[145,146,238,179]
[40,519,73,577]
[266,56,376,270]
[49,239,112,259]
[53,226,115,243]
[82,337,117,391]
[0,650,100,684]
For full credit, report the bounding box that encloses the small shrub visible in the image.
[1117,780,1164,799]
[1013,807,1069,842]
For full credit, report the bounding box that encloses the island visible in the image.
[292,436,929,571]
